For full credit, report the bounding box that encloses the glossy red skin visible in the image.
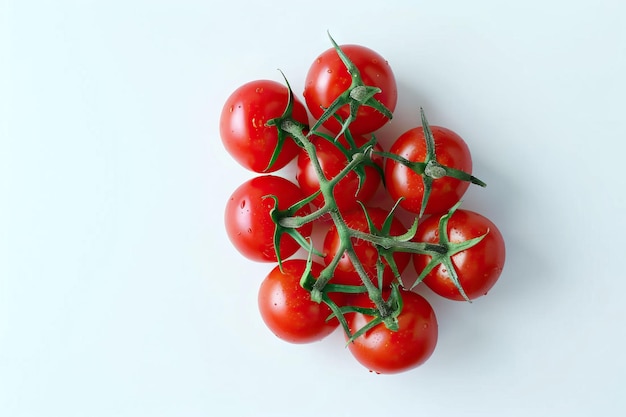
[303,44,397,135]
[346,290,438,374]
[258,260,339,344]
[220,80,309,173]
[296,134,383,212]
[384,126,472,215]
[224,175,312,262]
[413,209,506,301]
[323,207,410,287]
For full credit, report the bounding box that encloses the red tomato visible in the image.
[258,260,339,344]
[303,44,397,135]
[220,79,309,173]
[413,209,506,301]
[296,134,382,212]
[384,126,472,215]
[346,290,438,374]
[224,175,312,262]
[323,207,410,287]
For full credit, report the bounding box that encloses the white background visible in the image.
[2,0,625,416]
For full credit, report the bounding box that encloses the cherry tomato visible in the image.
[323,207,410,287]
[220,79,309,173]
[296,134,382,213]
[303,44,397,135]
[384,126,472,215]
[224,175,312,262]
[258,260,339,344]
[413,209,506,301]
[346,290,438,374]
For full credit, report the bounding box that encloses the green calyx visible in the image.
[327,283,404,343]
[376,108,486,218]
[265,71,308,171]
[410,201,488,302]
[266,192,323,270]
[308,32,393,138]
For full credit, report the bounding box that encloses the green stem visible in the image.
[333,211,391,319]
[349,229,447,255]
[278,149,371,229]
[310,240,347,302]
[278,204,329,228]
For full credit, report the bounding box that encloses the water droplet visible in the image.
[255,87,264,93]
[327,69,332,73]
[247,228,252,233]
[229,105,234,113]
[240,200,246,209]
[316,58,321,63]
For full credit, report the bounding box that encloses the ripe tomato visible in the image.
[220,79,309,173]
[346,290,438,374]
[296,134,382,213]
[303,44,397,135]
[323,207,410,287]
[224,175,312,262]
[384,126,472,215]
[413,209,506,301]
[258,260,339,344]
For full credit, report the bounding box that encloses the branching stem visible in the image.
[265,36,489,335]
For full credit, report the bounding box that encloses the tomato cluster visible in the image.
[220,35,506,374]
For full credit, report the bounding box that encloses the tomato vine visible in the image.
[221,32,506,374]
